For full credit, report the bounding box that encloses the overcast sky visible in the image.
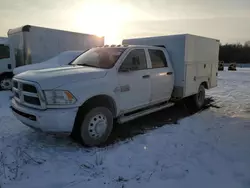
[0,0,250,44]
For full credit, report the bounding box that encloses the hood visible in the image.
[13,51,83,75]
[14,66,108,90]
[13,62,62,75]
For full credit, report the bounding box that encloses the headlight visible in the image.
[44,90,77,105]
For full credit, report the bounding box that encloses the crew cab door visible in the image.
[117,48,151,112]
[147,48,174,104]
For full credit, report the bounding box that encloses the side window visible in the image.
[120,49,147,71]
[0,45,10,60]
[148,49,167,68]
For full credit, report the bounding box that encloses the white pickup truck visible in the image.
[11,34,219,146]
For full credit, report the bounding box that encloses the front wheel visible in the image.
[78,107,113,146]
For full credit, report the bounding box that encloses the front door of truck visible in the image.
[117,48,151,113]
[147,48,174,104]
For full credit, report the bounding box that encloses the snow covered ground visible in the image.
[1,68,250,188]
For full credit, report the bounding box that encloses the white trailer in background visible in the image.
[0,25,104,90]
[0,37,11,86]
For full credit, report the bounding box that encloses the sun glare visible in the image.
[75,2,131,44]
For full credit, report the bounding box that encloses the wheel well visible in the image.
[72,95,117,135]
[79,95,116,117]
[201,81,208,89]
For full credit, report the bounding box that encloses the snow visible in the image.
[0,38,8,45]
[1,68,250,188]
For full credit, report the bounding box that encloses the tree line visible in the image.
[219,42,250,64]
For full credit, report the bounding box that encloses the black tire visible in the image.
[73,107,113,146]
[0,77,12,90]
[192,84,205,109]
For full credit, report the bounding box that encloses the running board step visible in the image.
[118,103,174,124]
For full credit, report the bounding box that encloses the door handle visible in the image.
[167,72,173,75]
[142,75,150,79]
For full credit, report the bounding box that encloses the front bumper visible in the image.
[11,99,78,133]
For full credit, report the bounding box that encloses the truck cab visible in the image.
[11,45,175,146]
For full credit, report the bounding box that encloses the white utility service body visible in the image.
[11,34,219,146]
[0,25,104,90]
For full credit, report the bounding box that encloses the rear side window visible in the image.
[148,49,167,68]
[120,49,147,71]
[0,45,10,60]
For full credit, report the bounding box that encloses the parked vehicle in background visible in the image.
[218,61,224,71]
[13,51,83,75]
[228,62,237,71]
[11,34,219,146]
[0,37,11,90]
[0,25,104,90]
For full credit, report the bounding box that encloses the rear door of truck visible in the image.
[146,47,174,104]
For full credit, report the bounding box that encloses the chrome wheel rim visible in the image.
[88,113,107,139]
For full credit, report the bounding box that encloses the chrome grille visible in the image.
[24,95,41,105]
[13,80,18,88]
[22,84,37,93]
[12,79,46,109]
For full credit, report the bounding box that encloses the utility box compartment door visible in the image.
[197,63,211,77]
[184,63,197,96]
[210,63,218,88]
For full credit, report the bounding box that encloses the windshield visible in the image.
[72,47,126,69]
[0,44,10,59]
[44,51,83,65]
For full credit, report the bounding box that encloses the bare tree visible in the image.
[244,41,250,47]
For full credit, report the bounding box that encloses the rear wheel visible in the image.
[0,77,12,90]
[74,107,113,146]
[192,84,205,109]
